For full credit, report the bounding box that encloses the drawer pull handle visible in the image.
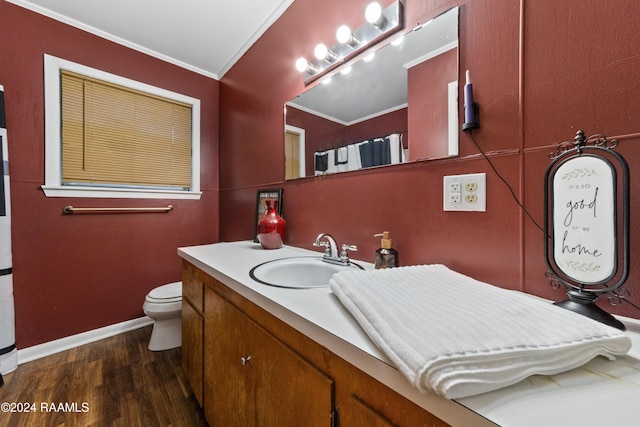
[241,356,252,366]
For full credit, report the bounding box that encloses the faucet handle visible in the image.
[340,244,358,263]
[313,239,331,256]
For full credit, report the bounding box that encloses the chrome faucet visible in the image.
[313,233,357,265]
[314,233,338,259]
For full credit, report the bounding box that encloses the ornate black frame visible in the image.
[544,130,630,330]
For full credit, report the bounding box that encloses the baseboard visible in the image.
[17,316,154,365]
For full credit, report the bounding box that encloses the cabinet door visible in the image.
[349,395,395,426]
[182,300,203,406]
[252,315,334,426]
[204,287,334,426]
[205,287,254,426]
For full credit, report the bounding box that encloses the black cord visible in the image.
[466,129,547,235]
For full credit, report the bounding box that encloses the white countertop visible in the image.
[178,241,640,427]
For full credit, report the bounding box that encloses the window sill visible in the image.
[41,185,202,200]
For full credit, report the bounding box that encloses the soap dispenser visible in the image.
[374,231,399,269]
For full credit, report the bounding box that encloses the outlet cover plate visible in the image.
[443,173,486,211]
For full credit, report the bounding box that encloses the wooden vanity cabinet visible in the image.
[348,395,396,426]
[182,262,449,427]
[181,261,205,406]
[204,286,334,426]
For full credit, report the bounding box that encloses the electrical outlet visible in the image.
[443,173,486,211]
[444,178,462,208]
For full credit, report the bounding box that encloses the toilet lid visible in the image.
[146,281,182,302]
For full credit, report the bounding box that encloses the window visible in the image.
[43,54,201,199]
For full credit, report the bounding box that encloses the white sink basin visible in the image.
[249,256,364,288]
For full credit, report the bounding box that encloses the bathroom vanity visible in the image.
[179,241,640,427]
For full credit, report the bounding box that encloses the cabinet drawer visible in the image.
[182,264,205,313]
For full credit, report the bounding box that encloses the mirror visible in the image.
[285,7,459,180]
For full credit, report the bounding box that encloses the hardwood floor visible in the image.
[0,326,207,427]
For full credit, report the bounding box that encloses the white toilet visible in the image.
[143,281,183,351]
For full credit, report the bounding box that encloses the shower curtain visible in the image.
[0,85,17,382]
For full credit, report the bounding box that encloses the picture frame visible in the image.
[253,188,283,242]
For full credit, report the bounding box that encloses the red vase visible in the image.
[257,200,286,249]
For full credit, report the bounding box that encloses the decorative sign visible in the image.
[552,155,616,284]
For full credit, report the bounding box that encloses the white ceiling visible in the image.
[8,0,294,79]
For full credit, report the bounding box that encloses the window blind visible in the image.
[61,70,192,189]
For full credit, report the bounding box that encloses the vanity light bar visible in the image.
[296,0,405,85]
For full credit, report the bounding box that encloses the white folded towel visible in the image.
[346,143,362,171]
[329,264,631,399]
[387,133,405,165]
[335,146,349,172]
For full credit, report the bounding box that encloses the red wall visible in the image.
[0,2,219,347]
[347,109,408,147]
[408,47,457,160]
[220,0,640,319]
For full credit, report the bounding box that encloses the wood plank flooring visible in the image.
[0,326,207,427]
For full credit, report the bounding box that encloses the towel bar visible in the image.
[63,205,173,214]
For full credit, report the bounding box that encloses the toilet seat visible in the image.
[145,281,182,304]
[143,281,182,351]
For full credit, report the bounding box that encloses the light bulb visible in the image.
[363,52,375,62]
[336,25,353,44]
[295,57,309,72]
[340,66,352,75]
[337,24,360,47]
[314,43,329,60]
[314,43,337,62]
[365,2,383,24]
[296,58,319,74]
[365,2,387,30]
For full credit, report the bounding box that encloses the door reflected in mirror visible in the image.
[284,7,459,180]
[284,125,305,180]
